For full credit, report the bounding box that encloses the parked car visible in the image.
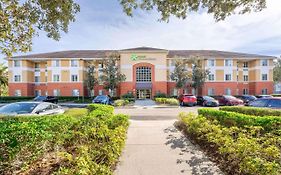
[34,96,58,104]
[0,102,65,116]
[213,95,244,106]
[248,97,281,109]
[235,95,257,106]
[197,96,219,107]
[178,94,197,106]
[255,95,273,99]
[92,95,113,105]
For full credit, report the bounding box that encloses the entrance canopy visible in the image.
[136,82,152,90]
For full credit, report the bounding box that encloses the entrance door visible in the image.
[137,89,151,99]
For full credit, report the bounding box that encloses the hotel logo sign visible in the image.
[130,54,156,61]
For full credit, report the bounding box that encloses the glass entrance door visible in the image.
[136,89,151,99]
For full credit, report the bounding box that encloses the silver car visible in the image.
[0,102,65,116]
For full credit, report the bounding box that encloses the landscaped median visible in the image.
[155,98,179,106]
[177,107,281,175]
[0,104,129,174]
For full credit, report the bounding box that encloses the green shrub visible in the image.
[0,96,34,103]
[155,98,179,105]
[154,92,167,98]
[271,94,281,97]
[220,106,281,117]
[179,112,281,175]
[114,99,129,107]
[0,107,129,174]
[198,108,281,132]
[87,104,114,114]
[121,93,135,102]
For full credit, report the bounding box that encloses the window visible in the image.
[35,90,41,96]
[208,59,215,67]
[53,60,60,67]
[208,74,215,81]
[183,88,189,94]
[14,75,21,82]
[243,75,249,81]
[208,88,215,96]
[99,89,104,95]
[261,59,268,66]
[35,76,40,82]
[72,89,80,96]
[14,90,21,96]
[53,89,60,96]
[172,88,178,96]
[53,75,60,82]
[14,60,20,67]
[225,59,232,66]
[262,74,268,81]
[225,74,232,81]
[71,75,78,82]
[243,62,248,68]
[261,88,268,95]
[71,60,78,67]
[136,67,152,82]
[225,88,231,95]
[35,63,40,68]
[243,89,249,95]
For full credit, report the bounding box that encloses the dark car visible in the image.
[34,96,58,104]
[235,95,257,106]
[248,97,281,109]
[255,95,273,98]
[92,95,113,105]
[213,95,244,106]
[178,94,197,106]
[197,96,219,107]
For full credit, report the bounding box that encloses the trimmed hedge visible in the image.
[87,104,114,114]
[0,96,34,103]
[0,105,129,174]
[155,98,179,105]
[220,106,281,117]
[179,112,281,175]
[198,108,281,132]
[114,99,130,107]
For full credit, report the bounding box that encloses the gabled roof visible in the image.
[168,50,275,59]
[120,46,167,52]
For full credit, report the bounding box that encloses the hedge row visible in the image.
[179,112,281,175]
[198,108,281,132]
[0,105,129,174]
[155,98,179,105]
[219,106,281,117]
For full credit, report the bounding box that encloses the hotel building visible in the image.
[7,47,275,98]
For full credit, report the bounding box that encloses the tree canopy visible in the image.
[273,58,281,82]
[0,0,80,57]
[119,0,266,21]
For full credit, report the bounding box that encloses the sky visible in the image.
[1,0,281,64]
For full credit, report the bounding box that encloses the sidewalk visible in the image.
[115,120,222,175]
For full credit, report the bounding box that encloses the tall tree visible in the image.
[170,59,191,94]
[0,64,8,96]
[85,62,98,97]
[119,0,266,21]
[189,57,210,95]
[0,0,80,56]
[101,53,126,96]
[273,58,281,82]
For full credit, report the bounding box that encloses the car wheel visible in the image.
[180,102,184,106]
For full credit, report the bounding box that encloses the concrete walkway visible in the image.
[115,120,222,175]
[134,99,157,107]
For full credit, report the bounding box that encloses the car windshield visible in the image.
[203,96,215,100]
[246,96,257,100]
[0,103,39,114]
[34,96,46,101]
[225,96,236,99]
[94,95,107,101]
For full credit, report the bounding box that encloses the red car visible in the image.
[178,94,197,106]
[213,95,244,106]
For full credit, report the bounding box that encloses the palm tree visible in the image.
[0,64,8,96]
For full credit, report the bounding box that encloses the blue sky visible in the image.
[1,0,281,64]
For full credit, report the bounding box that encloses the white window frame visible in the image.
[71,60,79,67]
[71,74,78,82]
[53,60,60,67]
[14,60,20,67]
[208,88,215,96]
[261,74,268,81]
[14,75,21,82]
[14,89,21,96]
[261,59,268,66]
[243,75,249,82]
[208,74,215,81]
[225,74,232,81]
[208,59,215,67]
[243,62,248,68]
[53,89,61,96]
[72,89,80,96]
[53,74,60,82]
[225,88,231,95]
[35,76,40,83]
[261,88,268,95]
[243,89,249,95]
[225,59,232,66]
